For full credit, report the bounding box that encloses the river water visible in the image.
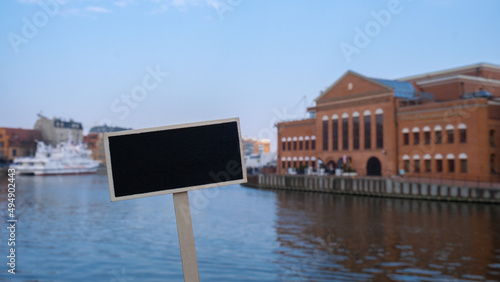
[0,174,499,281]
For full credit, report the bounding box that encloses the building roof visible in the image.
[53,118,83,130]
[315,71,420,102]
[398,62,500,81]
[370,78,418,99]
[2,128,42,147]
[89,125,131,133]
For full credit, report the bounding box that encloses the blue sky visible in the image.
[1,0,499,150]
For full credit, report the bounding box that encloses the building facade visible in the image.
[242,137,271,156]
[277,63,500,182]
[0,128,42,164]
[84,125,131,166]
[34,114,83,147]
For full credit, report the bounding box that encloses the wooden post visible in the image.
[173,191,200,282]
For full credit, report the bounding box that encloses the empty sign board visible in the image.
[104,118,247,201]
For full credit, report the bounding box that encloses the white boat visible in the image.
[10,140,100,175]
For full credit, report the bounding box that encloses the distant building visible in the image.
[242,137,271,156]
[84,125,131,166]
[0,128,42,164]
[277,63,500,182]
[34,114,83,147]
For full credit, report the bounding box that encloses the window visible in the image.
[414,132,420,145]
[364,115,371,149]
[376,114,383,148]
[332,118,339,151]
[299,140,303,150]
[353,116,359,150]
[404,160,410,172]
[311,139,316,150]
[342,117,349,150]
[311,160,316,169]
[459,129,466,143]
[288,140,291,151]
[448,159,455,173]
[0,141,3,148]
[491,154,496,174]
[288,161,291,168]
[414,159,420,173]
[460,159,467,173]
[403,133,409,145]
[282,140,286,151]
[424,132,431,145]
[436,159,443,173]
[490,130,495,147]
[323,120,329,151]
[305,140,309,150]
[282,161,286,169]
[425,160,431,172]
[436,131,442,144]
[293,161,296,168]
[12,149,16,156]
[298,161,302,168]
[447,130,454,144]
[293,140,297,151]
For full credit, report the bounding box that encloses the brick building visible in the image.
[0,128,42,164]
[277,63,500,182]
[84,125,131,166]
[242,137,271,156]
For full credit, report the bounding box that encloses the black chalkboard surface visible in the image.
[104,118,247,201]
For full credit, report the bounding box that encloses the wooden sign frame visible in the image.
[104,117,247,202]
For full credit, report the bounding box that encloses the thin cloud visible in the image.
[114,0,134,8]
[85,6,111,13]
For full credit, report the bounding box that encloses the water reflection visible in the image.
[1,175,499,281]
[274,191,500,281]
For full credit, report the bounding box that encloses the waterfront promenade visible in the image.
[245,174,500,204]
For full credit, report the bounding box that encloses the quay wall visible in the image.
[243,174,500,204]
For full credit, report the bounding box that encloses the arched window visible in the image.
[402,128,409,145]
[447,153,455,173]
[458,123,466,143]
[434,125,442,144]
[364,110,371,149]
[353,112,360,150]
[402,155,410,172]
[413,155,420,173]
[293,136,298,151]
[435,154,443,173]
[423,126,431,145]
[413,127,420,145]
[459,153,467,173]
[311,135,316,150]
[287,137,292,151]
[305,136,310,150]
[342,113,349,150]
[424,154,431,172]
[332,114,339,151]
[375,109,383,148]
[281,137,286,151]
[446,124,454,144]
[322,116,329,151]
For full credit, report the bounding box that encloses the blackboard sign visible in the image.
[104,118,247,201]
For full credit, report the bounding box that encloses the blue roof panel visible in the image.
[372,78,418,98]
